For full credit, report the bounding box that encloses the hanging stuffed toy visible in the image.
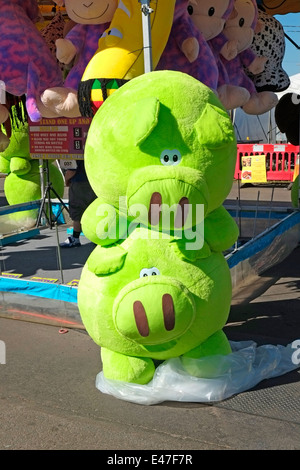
[220,0,278,115]
[246,9,290,93]
[80,70,239,254]
[0,105,10,152]
[39,0,118,118]
[275,93,300,146]
[185,0,251,110]
[156,0,219,95]
[0,0,64,122]
[78,0,176,117]
[40,9,66,74]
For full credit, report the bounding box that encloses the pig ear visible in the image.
[87,245,127,275]
[194,103,235,148]
[134,97,160,146]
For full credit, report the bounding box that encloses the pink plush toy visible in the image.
[220,0,278,114]
[156,0,219,93]
[186,0,251,110]
[39,0,118,118]
[0,0,64,122]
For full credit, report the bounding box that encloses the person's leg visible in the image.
[72,220,81,240]
[60,182,82,248]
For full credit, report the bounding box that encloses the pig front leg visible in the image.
[101,347,155,385]
[181,330,232,378]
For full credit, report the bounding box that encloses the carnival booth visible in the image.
[0,0,299,404]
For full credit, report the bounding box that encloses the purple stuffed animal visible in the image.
[221,0,278,114]
[0,0,64,122]
[156,0,219,93]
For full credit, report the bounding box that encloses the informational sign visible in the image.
[67,279,80,287]
[29,117,92,160]
[1,272,23,279]
[241,154,267,183]
[31,276,58,284]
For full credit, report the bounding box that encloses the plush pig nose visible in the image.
[113,278,195,345]
[148,192,190,227]
[133,294,175,337]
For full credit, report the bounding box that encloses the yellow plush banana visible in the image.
[78,0,175,116]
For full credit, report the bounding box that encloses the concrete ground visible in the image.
[0,179,299,451]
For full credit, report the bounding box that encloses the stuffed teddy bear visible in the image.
[156,0,219,94]
[81,70,239,253]
[0,0,64,122]
[246,9,290,93]
[39,0,117,118]
[186,0,252,110]
[78,227,233,384]
[220,0,278,115]
[78,0,176,116]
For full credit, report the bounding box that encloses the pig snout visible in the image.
[133,293,175,337]
[113,278,195,346]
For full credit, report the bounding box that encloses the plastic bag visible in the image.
[95,340,300,405]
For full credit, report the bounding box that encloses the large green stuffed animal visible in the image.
[78,228,232,384]
[78,70,239,385]
[81,70,239,252]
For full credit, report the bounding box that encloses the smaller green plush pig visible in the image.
[78,227,233,385]
[0,121,64,227]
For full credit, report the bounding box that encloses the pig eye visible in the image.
[291,94,300,105]
[140,267,160,278]
[160,149,182,166]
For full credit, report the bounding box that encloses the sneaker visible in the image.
[60,236,81,248]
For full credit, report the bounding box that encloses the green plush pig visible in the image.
[0,122,31,175]
[78,228,233,385]
[0,122,64,227]
[81,70,238,252]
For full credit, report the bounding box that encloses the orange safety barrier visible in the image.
[234,143,300,182]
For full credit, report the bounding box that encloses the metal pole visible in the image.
[55,222,64,285]
[139,0,153,73]
[252,190,260,239]
[267,186,274,229]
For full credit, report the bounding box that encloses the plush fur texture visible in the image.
[275,93,300,146]
[221,0,278,115]
[78,70,239,384]
[0,0,64,122]
[246,9,290,93]
[156,0,219,92]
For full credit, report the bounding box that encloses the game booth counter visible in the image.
[0,0,299,405]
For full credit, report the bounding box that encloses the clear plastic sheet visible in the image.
[95,340,300,405]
